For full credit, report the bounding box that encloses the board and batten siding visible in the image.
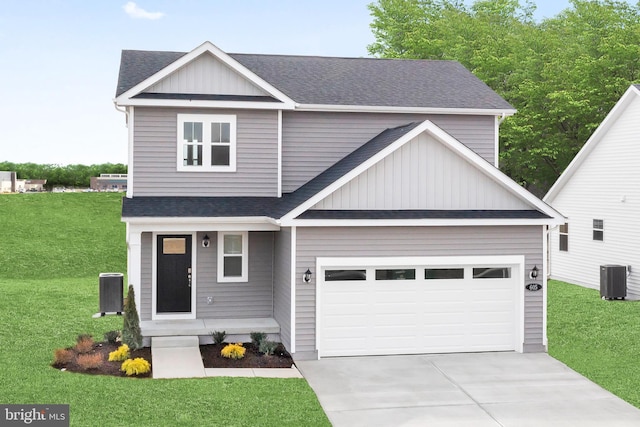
[132,107,278,196]
[548,94,640,298]
[195,231,274,318]
[145,52,267,96]
[140,232,152,321]
[294,226,544,355]
[282,112,497,192]
[312,132,531,211]
[273,228,292,350]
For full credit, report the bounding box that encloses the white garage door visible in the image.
[318,258,520,357]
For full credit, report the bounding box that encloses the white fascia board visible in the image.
[116,98,294,110]
[544,85,640,204]
[281,119,564,222]
[296,104,516,116]
[115,41,296,108]
[123,216,280,232]
[279,217,565,228]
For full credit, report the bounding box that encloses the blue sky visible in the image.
[1,0,575,165]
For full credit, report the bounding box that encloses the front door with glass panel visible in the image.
[157,235,192,313]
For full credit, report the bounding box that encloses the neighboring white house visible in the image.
[544,85,640,298]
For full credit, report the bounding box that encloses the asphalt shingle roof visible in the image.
[116,48,513,110]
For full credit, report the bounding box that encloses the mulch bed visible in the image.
[52,341,295,377]
[52,342,152,378]
[200,342,295,368]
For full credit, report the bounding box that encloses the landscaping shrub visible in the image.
[76,353,103,370]
[74,334,94,354]
[53,348,74,365]
[121,358,151,376]
[250,331,266,347]
[210,330,227,345]
[221,343,246,360]
[122,285,142,350]
[108,344,130,362]
[104,330,121,345]
[259,340,278,356]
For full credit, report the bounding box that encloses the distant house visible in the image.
[115,41,564,359]
[90,174,128,192]
[25,180,47,192]
[0,171,17,193]
[544,85,640,298]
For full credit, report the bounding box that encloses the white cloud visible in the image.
[123,2,165,20]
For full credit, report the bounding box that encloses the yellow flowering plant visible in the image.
[121,357,151,376]
[108,344,130,362]
[221,343,246,359]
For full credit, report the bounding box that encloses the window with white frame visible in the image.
[177,114,236,172]
[559,222,568,251]
[593,219,604,241]
[217,232,248,282]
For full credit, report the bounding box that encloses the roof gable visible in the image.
[281,120,563,223]
[544,85,640,204]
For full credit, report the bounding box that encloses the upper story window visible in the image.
[593,219,604,241]
[177,114,236,172]
[559,223,568,251]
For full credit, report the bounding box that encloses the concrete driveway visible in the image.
[296,352,640,427]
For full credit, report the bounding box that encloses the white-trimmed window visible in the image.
[217,232,248,282]
[593,219,604,241]
[559,223,568,251]
[177,114,236,172]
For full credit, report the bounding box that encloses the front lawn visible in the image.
[548,280,640,408]
[0,193,329,426]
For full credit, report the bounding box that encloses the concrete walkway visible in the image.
[150,336,302,379]
[296,352,640,427]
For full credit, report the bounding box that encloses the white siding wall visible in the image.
[295,226,544,355]
[548,96,640,297]
[145,53,267,96]
[133,107,278,196]
[312,132,531,210]
[282,112,497,192]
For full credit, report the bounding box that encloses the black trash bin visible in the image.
[99,273,124,316]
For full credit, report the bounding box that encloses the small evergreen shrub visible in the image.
[122,285,143,350]
[259,340,278,356]
[210,330,227,345]
[53,348,74,365]
[121,358,151,376]
[221,343,246,360]
[74,334,94,354]
[104,330,121,345]
[250,331,267,347]
[76,353,103,370]
[108,344,130,362]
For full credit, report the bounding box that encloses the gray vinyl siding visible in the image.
[282,111,496,192]
[133,107,278,196]
[195,231,274,318]
[312,132,531,211]
[140,232,152,321]
[273,228,292,350]
[294,226,543,354]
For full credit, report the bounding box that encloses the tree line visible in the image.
[369,0,640,195]
[0,162,127,189]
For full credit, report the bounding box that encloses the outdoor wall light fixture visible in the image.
[303,269,312,283]
[529,265,539,280]
[202,234,211,248]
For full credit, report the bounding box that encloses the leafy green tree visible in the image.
[368,0,640,194]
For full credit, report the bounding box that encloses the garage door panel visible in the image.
[320,261,519,357]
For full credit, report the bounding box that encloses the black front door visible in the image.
[157,235,192,313]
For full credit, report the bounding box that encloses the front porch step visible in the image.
[152,336,199,348]
[141,318,280,337]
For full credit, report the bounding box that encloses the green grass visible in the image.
[0,193,330,427]
[548,280,640,408]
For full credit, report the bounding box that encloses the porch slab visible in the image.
[141,317,280,337]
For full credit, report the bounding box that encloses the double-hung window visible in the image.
[593,219,604,241]
[177,114,236,172]
[217,232,248,282]
[559,223,568,251]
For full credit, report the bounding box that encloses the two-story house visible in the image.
[114,41,563,360]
